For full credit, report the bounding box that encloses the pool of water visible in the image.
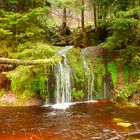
[0,100,140,140]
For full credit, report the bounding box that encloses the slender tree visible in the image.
[62,7,67,32]
[81,0,85,31]
[93,1,97,28]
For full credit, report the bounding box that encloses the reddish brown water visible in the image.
[0,100,140,140]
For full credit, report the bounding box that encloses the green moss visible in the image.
[102,65,106,76]
[122,65,129,84]
[114,84,135,103]
[96,74,103,89]
[130,67,140,79]
[67,48,87,90]
[108,61,118,86]
[67,48,82,66]
[67,49,108,100]
[71,88,84,100]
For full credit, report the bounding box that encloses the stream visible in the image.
[0,100,140,140]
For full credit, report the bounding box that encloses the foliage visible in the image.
[6,43,60,99]
[48,0,72,8]
[108,61,118,86]
[135,79,140,94]
[49,0,83,12]
[67,48,87,90]
[90,0,139,26]
[11,42,58,59]
[132,51,140,69]
[102,6,140,104]
[96,73,103,90]
[114,84,135,103]
[1,0,140,104]
[0,7,50,43]
[0,41,12,57]
[0,1,57,56]
[7,65,46,99]
[67,48,107,100]
[71,88,84,100]
[91,57,106,91]
[122,65,129,84]
[0,89,6,97]
[67,48,96,99]
[113,61,140,104]
[104,6,140,49]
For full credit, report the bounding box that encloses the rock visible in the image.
[116,122,132,128]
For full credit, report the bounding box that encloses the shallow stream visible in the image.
[0,100,140,140]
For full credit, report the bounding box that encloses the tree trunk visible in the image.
[62,7,67,32]
[0,56,60,65]
[81,0,85,31]
[93,2,97,28]
[97,4,101,19]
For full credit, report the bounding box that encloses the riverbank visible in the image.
[0,90,42,106]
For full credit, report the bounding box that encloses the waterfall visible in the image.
[88,71,94,101]
[54,46,73,104]
[82,49,95,101]
[44,45,114,108]
[103,80,107,99]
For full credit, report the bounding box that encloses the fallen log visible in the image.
[0,56,61,65]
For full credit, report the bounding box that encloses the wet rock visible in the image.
[116,122,132,128]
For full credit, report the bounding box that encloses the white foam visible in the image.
[52,103,72,109]
[43,100,97,110]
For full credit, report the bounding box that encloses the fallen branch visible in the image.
[0,56,61,65]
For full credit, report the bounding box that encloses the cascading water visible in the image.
[88,71,94,101]
[45,45,114,109]
[82,49,95,101]
[103,80,107,99]
[54,46,73,104]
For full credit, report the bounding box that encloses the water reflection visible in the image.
[0,100,140,139]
